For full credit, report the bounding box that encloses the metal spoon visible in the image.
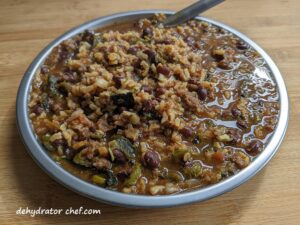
[163,0,225,27]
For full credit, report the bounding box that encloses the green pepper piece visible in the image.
[40,93,49,111]
[173,148,189,162]
[90,131,104,140]
[92,174,106,186]
[109,136,136,160]
[42,134,55,151]
[48,75,58,97]
[52,154,62,162]
[108,147,115,161]
[111,92,135,108]
[105,170,118,186]
[73,151,92,167]
[92,34,101,47]
[129,36,139,44]
[125,163,142,187]
[157,55,166,64]
[167,171,185,182]
[183,162,202,178]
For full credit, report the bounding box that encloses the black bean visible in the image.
[133,58,142,69]
[32,105,43,115]
[80,101,94,115]
[193,137,200,144]
[59,47,70,61]
[116,169,130,181]
[185,36,195,46]
[143,99,157,112]
[58,86,68,96]
[111,92,135,108]
[82,106,94,116]
[156,39,172,45]
[113,106,127,114]
[89,126,96,132]
[194,41,202,49]
[240,92,246,98]
[98,46,107,52]
[143,49,157,64]
[155,87,166,96]
[157,65,171,77]
[141,85,152,93]
[106,127,119,137]
[145,111,161,121]
[197,86,208,101]
[228,129,241,144]
[73,134,85,142]
[63,72,79,83]
[40,65,49,74]
[218,60,232,70]
[142,27,153,37]
[81,30,95,45]
[237,119,248,129]
[64,148,76,160]
[236,40,249,50]
[212,53,224,61]
[246,140,263,155]
[258,100,264,107]
[113,149,127,164]
[231,108,241,117]
[128,47,138,55]
[180,127,194,137]
[142,150,160,169]
[52,139,66,147]
[113,76,122,89]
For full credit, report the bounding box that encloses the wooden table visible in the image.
[0,0,299,224]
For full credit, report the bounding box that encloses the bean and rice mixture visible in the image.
[28,14,279,195]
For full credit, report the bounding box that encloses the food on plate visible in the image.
[28,14,279,195]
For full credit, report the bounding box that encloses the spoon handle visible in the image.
[163,0,225,27]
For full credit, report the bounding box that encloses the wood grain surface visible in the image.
[0,0,299,224]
